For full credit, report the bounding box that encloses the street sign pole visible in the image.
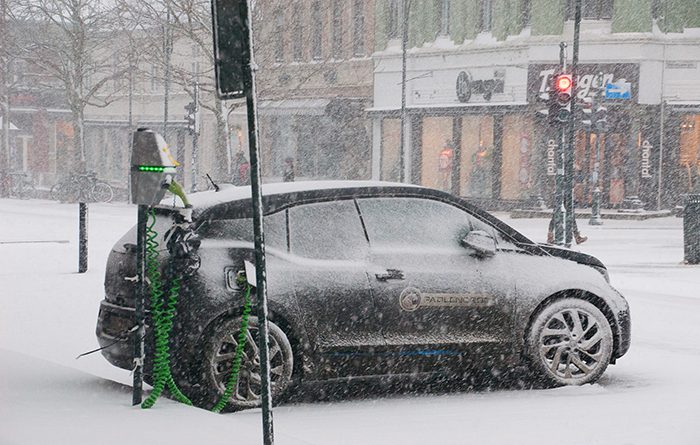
[209,0,275,441]
[243,9,275,444]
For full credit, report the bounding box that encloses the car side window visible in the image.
[288,200,368,261]
[197,210,287,250]
[357,197,486,251]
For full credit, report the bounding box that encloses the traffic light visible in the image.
[185,102,198,135]
[577,97,608,132]
[594,105,608,132]
[579,97,594,127]
[211,0,249,99]
[549,73,573,124]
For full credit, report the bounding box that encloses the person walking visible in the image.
[283,157,295,182]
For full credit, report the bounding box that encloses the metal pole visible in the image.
[78,202,88,273]
[552,42,567,243]
[163,7,172,142]
[658,100,665,210]
[132,204,148,405]
[0,0,8,173]
[191,81,199,193]
[243,0,274,442]
[589,130,603,225]
[565,0,582,247]
[589,75,603,225]
[399,0,410,183]
[554,125,565,244]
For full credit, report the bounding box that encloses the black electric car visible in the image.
[96,181,630,411]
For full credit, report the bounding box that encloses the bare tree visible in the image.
[119,0,236,181]
[12,0,132,172]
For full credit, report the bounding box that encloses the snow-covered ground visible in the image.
[1,198,699,444]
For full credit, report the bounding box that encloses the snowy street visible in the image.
[1,198,700,444]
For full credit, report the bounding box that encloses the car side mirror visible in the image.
[461,230,497,257]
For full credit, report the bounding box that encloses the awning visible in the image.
[257,98,330,116]
[0,117,20,131]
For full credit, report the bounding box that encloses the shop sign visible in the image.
[456,71,505,103]
[546,139,558,176]
[527,63,639,104]
[641,140,653,179]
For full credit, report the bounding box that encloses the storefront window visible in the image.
[680,115,700,193]
[381,118,401,182]
[501,115,533,200]
[421,116,453,192]
[460,115,493,198]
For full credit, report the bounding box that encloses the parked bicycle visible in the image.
[50,173,114,203]
[0,171,37,199]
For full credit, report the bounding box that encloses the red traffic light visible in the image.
[556,75,572,91]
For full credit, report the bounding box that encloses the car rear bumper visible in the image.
[95,300,136,371]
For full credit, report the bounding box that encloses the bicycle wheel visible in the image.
[50,182,65,201]
[18,183,36,200]
[91,182,114,203]
[58,181,80,203]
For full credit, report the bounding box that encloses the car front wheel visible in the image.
[199,315,294,411]
[528,298,613,386]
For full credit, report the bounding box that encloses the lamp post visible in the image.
[399,0,411,183]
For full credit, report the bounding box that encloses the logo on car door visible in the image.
[399,287,494,311]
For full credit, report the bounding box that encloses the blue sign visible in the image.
[605,82,631,99]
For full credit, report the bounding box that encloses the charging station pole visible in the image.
[129,129,179,406]
[133,204,147,405]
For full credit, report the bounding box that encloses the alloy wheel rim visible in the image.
[538,308,606,380]
[212,325,286,402]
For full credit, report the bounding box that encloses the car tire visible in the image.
[198,315,294,412]
[528,298,613,387]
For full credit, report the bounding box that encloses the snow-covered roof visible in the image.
[174,180,420,210]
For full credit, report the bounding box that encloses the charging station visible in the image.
[129,128,183,406]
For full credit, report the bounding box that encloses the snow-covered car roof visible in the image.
[168,180,420,210]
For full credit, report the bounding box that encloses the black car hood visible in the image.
[535,243,606,269]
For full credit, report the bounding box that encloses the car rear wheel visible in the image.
[528,298,613,386]
[199,315,293,411]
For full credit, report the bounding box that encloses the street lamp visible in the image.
[589,72,605,226]
[399,0,411,183]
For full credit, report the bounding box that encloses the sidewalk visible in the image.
[510,207,673,220]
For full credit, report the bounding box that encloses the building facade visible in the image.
[251,0,376,182]
[370,0,700,210]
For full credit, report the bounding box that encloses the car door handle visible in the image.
[375,269,405,281]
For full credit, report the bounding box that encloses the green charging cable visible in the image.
[211,277,253,413]
[141,208,192,409]
[138,207,252,412]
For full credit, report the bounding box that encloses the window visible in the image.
[358,197,477,251]
[289,200,368,261]
[479,0,494,32]
[275,9,285,62]
[387,0,400,40]
[353,0,365,56]
[437,0,451,36]
[332,0,343,58]
[566,0,613,20]
[312,1,323,60]
[292,4,304,61]
[197,211,287,251]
